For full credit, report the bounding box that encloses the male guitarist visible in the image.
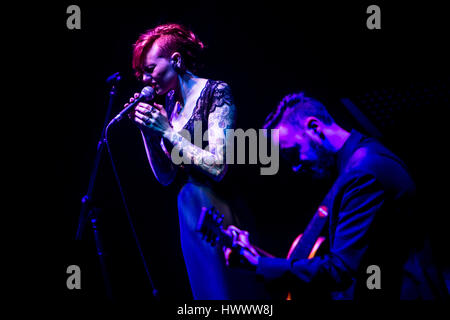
[222,92,447,300]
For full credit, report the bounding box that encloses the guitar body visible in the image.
[197,205,329,300]
[285,233,326,300]
[287,233,326,260]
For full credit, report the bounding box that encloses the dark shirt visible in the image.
[256,130,446,299]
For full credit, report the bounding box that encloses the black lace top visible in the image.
[162,79,236,184]
[166,80,234,135]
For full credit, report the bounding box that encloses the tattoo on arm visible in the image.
[165,101,236,178]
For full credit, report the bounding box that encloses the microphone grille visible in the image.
[140,86,155,99]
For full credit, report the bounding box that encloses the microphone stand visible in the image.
[75,72,121,300]
[76,72,159,301]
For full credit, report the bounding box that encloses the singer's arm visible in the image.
[140,131,177,186]
[135,82,236,181]
[126,93,177,186]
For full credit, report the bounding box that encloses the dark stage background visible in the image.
[37,1,449,303]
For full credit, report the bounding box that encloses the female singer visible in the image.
[124,23,237,299]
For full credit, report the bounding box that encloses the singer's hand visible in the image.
[125,93,171,136]
[123,92,142,121]
[134,102,171,135]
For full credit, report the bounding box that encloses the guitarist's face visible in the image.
[277,122,337,180]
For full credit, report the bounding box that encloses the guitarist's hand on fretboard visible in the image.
[196,207,275,270]
[223,225,260,270]
[197,206,327,300]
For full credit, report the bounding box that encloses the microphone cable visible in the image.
[104,117,160,301]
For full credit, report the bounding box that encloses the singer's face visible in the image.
[277,123,336,180]
[141,42,178,95]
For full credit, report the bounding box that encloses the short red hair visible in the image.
[132,23,205,79]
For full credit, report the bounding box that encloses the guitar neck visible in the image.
[196,207,276,258]
[209,228,275,258]
[214,228,235,249]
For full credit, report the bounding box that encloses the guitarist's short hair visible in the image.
[263,92,335,130]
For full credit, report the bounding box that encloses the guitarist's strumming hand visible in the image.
[223,225,260,270]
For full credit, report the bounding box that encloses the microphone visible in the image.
[106,72,121,84]
[109,86,155,125]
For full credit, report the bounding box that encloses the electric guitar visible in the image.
[196,205,328,300]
